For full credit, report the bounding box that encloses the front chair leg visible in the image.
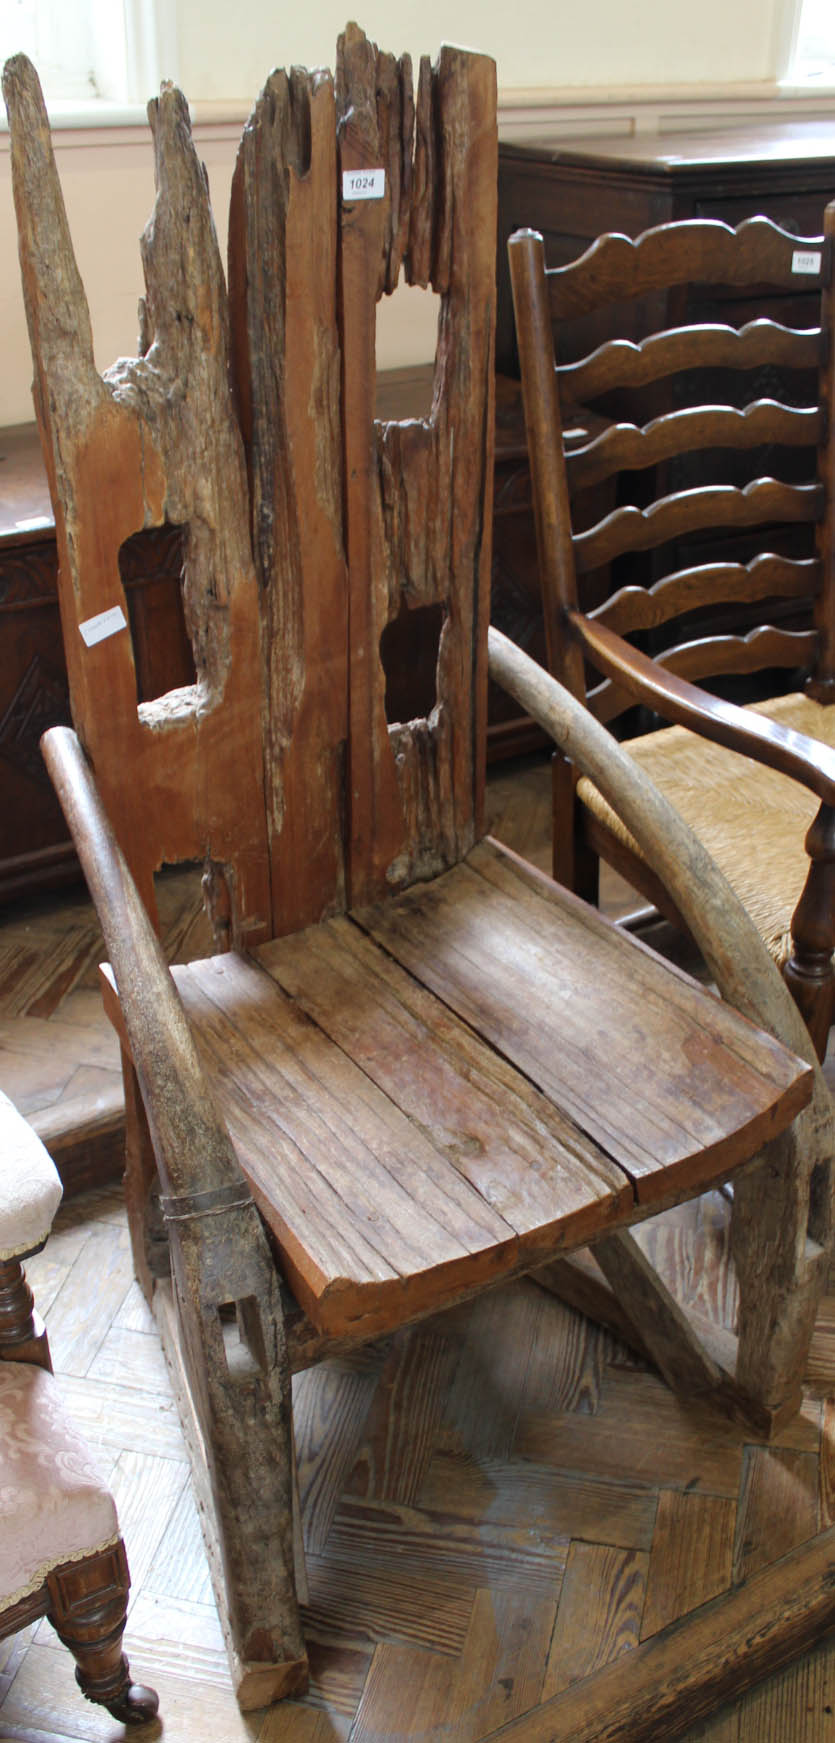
[783,800,835,1062]
[47,1539,159,1724]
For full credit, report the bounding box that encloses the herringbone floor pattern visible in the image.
[1,758,834,1740]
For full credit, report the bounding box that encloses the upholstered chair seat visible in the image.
[0,1362,120,1611]
[0,1089,158,1726]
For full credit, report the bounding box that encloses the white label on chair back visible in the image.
[792,249,822,275]
[342,167,386,201]
[79,605,128,647]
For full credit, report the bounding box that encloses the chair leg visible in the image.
[552,752,600,902]
[783,799,835,1062]
[47,1538,159,1724]
[731,1130,829,1431]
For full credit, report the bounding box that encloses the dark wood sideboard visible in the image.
[6,119,835,898]
[489,121,835,752]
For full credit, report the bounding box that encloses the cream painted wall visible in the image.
[0,0,801,427]
[173,0,787,99]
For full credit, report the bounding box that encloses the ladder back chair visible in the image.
[509,212,835,1060]
[4,34,833,1708]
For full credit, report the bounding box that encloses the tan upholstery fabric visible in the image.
[0,1090,63,1262]
[0,1362,119,1611]
[576,692,835,967]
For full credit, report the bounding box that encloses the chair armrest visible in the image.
[0,1090,62,1261]
[571,611,835,805]
[40,726,245,1207]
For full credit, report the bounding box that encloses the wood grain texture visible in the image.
[567,401,821,493]
[3,57,271,943]
[641,1492,736,1638]
[542,1542,648,1698]
[229,67,348,938]
[479,1528,835,1743]
[508,198,835,1067]
[547,214,825,320]
[559,317,821,404]
[6,1174,835,1739]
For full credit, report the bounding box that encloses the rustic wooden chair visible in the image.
[5,33,834,1710]
[0,1090,158,1725]
[508,211,835,1061]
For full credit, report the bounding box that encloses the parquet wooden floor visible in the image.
[2,758,835,1741]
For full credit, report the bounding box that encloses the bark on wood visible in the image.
[335,30,497,905]
[229,68,348,937]
[3,55,270,943]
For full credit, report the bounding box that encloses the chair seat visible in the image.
[0,1363,119,1611]
[0,1090,63,1261]
[170,839,811,1341]
[576,692,835,967]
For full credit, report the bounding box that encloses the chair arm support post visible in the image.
[784,801,835,1058]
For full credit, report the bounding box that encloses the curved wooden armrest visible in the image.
[40,726,244,1206]
[571,612,835,805]
[487,627,824,1075]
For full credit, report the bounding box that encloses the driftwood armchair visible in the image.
[4,31,834,1710]
[508,212,835,1060]
[0,1090,158,1725]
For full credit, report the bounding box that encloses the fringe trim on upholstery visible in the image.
[0,1531,121,1616]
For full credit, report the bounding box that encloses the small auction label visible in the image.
[342,167,386,201]
[792,249,822,275]
[79,604,128,647]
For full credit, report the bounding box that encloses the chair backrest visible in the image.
[3,28,497,945]
[508,210,835,731]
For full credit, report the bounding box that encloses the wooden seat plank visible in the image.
[168,836,812,1341]
[173,938,632,1338]
[355,840,812,1204]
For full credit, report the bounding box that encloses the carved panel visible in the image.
[0,654,70,788]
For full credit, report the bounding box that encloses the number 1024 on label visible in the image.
[342,168,386,201]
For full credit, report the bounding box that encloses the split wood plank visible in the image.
[172,927,630,1338]
[3,58,271,940]
[356,839,812,1199]
[229,67,349,937]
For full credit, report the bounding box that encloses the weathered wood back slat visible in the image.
[334,29,497,909]
[229,68,349,939]
[3,29,497,941]
[4,64,271,940]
